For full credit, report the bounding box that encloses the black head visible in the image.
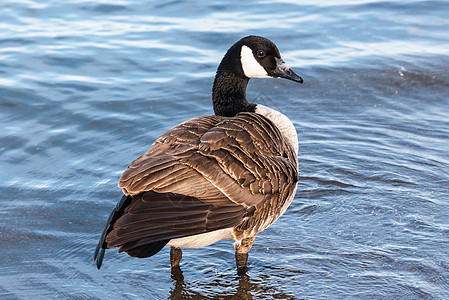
[213,36,303,117]
[220,35,303,83]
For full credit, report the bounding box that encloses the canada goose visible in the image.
[94,35,303,273]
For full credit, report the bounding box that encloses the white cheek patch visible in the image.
[240,45,270,79]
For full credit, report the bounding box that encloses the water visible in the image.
[1,0,448,299]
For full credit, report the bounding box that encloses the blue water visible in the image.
[1,0,449,299]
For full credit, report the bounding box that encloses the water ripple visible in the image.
[1,0,449,299]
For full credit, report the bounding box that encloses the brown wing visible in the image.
[119,113,298,207]
[103,112,298,258]
[105,191,247,255]
[183,112,298,233]
[118,115,227,200]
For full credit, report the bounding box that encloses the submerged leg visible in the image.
[170,246,182,269]
[235,236,256,273]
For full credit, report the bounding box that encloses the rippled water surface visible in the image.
[1,0,449,299]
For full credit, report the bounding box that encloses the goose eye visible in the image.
[256,50,265,58]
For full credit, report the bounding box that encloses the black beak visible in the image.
[272,57,303,83]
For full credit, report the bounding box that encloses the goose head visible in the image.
[213,35,302,117]
[239,36,303,83]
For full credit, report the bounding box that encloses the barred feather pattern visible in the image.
[103,112,298,256]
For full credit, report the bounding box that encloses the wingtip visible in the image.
[93,194,131,270]
[95,248,105,270]
[94,237,106,269]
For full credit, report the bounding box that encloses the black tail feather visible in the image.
[93,194,132,269]
[95,248,105,269]
[123,239,169,258]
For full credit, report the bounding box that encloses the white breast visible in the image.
[255,104,299,154]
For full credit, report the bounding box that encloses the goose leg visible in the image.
[235,236,256,273]
[170,246,182,269]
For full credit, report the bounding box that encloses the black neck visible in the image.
[212,71,256,117]
[211,42,256,117]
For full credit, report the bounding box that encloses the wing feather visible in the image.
[103,112,298,257]
[105,191,246,252]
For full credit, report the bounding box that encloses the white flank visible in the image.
[167,228,234,248]
[240,45,270,78]
[255,104,299,154]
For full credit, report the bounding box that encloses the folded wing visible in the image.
[101,112,298,259]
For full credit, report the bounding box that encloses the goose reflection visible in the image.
[168,267,300,300]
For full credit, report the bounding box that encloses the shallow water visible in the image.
[1,0,449,299]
